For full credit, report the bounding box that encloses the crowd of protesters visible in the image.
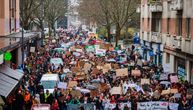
[3,31,193,110]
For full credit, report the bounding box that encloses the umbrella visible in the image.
[106,59,116,62]
[91,79,101,83]
[80,89,90,94]
[160,81,171,85]
[86,85,97,90]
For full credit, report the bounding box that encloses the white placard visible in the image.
[30,47,35,52]
[137,101,168,110]
[58,82,67,89]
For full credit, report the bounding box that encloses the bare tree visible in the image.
[108,0,139,46]
[44,0,68,37]
[78,0,113,42]
[20,0,41,30]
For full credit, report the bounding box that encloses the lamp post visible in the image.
[21,0,24,67]
[40,0,45,46]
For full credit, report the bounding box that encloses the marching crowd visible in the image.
[3,31,193,110]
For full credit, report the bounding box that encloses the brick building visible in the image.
[139,0,193,82]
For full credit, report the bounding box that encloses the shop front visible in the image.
[176,57,186,81]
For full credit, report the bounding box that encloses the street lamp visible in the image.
[21,0,24,67]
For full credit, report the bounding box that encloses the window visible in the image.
[166,53,170,63]
[177,11,182,36]
[167,18,170,34]
[186,18,191,38]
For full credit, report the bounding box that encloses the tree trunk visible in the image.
[48,24,51,37]
[115,25,121,47]
[106,25,111,42]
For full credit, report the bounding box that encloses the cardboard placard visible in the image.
[70,90,82,97]
[112,64,119,69]
[170,89,178,94]
[92,68,100,74]
[103,64,112,70]
[71,67,81,73]
[84,63,92,71]
[102,69,109,74]
[110,87,122,95]
[137,59,143,66]
[170,75,178,83]
[141,79,150,85]
[116,68,128,77]
[131,70,141,76]
[68,81,78,88]
[161,90,170,95]
[90,90,99,97]
[30,47,35,52]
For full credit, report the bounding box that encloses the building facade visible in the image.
[0,0,20,36]
[139,0,193,83]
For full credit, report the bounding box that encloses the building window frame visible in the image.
[186,18,191,38]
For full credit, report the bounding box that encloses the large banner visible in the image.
[137,101,179,110]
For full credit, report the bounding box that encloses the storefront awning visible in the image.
[0,65,23,97]
[0,65,23,80]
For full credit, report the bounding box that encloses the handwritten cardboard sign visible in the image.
[170,89,178,94]
[110,87,122,95]
[68,81,78,88]
[131,70,141,76]
[30,47,35,52]
[116,68,128,77]
[141,79,150,85]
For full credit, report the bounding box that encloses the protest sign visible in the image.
[91,68,100,74]
[75,49,83,53]
[68,81,78,88]
[141,79,150,85]
[131,70,141,76]
[137,101,168,110]
[170,89,178,94]
[163,63,171,73]
[161,89,170,95]
[112,64,119,69]
[73,52,81,57]
[116,68,128,77]
[84,63,92,73]
[137,59,143,66]
[72,67,81,73]
[58,82,67,89]
[85,45,95,52]
[170,75,178,83]
[103,63,112,70]
[70,90,82,97]
[95,49,106,56]
[30,47,35,53]
[159,73,169,81]
[169,103,179,110]
[110,87,122,95]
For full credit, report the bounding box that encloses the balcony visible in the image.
[172,36,182,49]
[151,32,162,43]
[149,0,163,12]
[169,0,183,11]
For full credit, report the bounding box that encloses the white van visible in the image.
[40,74,60,93]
